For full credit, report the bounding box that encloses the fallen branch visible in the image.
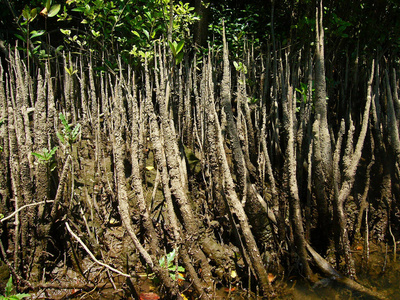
[65,222,131,278]
[1,200,54,223]
[306,242,387,299]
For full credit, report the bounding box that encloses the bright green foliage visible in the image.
[15,1,61,61]
[41,0,61,18]
[0,276,30,300]
[56,113,80,146]
[233,61,247,74]
[32,146,58,171]
[158,248,185,281]
[295,82,313,104]
[168,40,185,65]
[60,0,198,65]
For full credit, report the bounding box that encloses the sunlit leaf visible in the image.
[30,30,45,39]
[142,28,150,40]
[176,40,184,54]
[48,4,61,18]
[168,40,176,57]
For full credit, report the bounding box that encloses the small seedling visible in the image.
[158,248,185,281]
[57,113,80,146]
[0,276,30,300]
[147,248,185,281]
[32,146,58,171]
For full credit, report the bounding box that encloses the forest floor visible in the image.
[24,242,400,299]
[1,141,398,299]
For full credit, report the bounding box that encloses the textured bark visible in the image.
[10,52,34,272]
[0,65,10,215]
[312,1,333,251]
[32,72,50,279]
[205,58,273,296]
[151,55,213,296]
[385,69,400,167]
[281,58,312,280]
[112,79,182,299]
[194,0,210,47]
[34,73,49,205]
[8,105,23,271]
[221,25,247,197]
[332,61,374,278]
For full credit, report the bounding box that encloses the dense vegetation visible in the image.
[0,0,400,299]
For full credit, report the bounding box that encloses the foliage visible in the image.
[59,0,198,65]
[15,1,61,61]
[233,61,247,74]
[295,82,315,112]
[168,40,185,65]
[207,3,266,56]
[56,113,80,147]
[0,276,30,300]
[32,146,58,171]
[158,248,185,281]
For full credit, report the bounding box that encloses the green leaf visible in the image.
[48,4,61,18]
[168,41,176,57]
[59,113,70,131]
[56,132,65,144]
[45,0,52,13]
[14,34,26,43]
[8,294,31,300]
[177,266,185,272]
[71,123,81,141]
[166,248,176,266]
[175,40,184,54]
[159,257,165,267]
[9,294,31,300]
[142,28,150,40]
[32,152,46,160]
[22,7,31,21]
[30,8,38,21]
[5,276,13,297]
[30,30,45,39]
[72,7,86,12]
[60,29,71,36]
[49,146,58,157]
[175,52,184,65]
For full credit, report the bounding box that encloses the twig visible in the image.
[65,222,131,278]
[389,222,396,262]
[1,200,54,223]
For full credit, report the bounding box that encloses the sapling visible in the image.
[32,146,58,171]
[0,276,30,300]
[147,249,185,281]
[57,112,81,154]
